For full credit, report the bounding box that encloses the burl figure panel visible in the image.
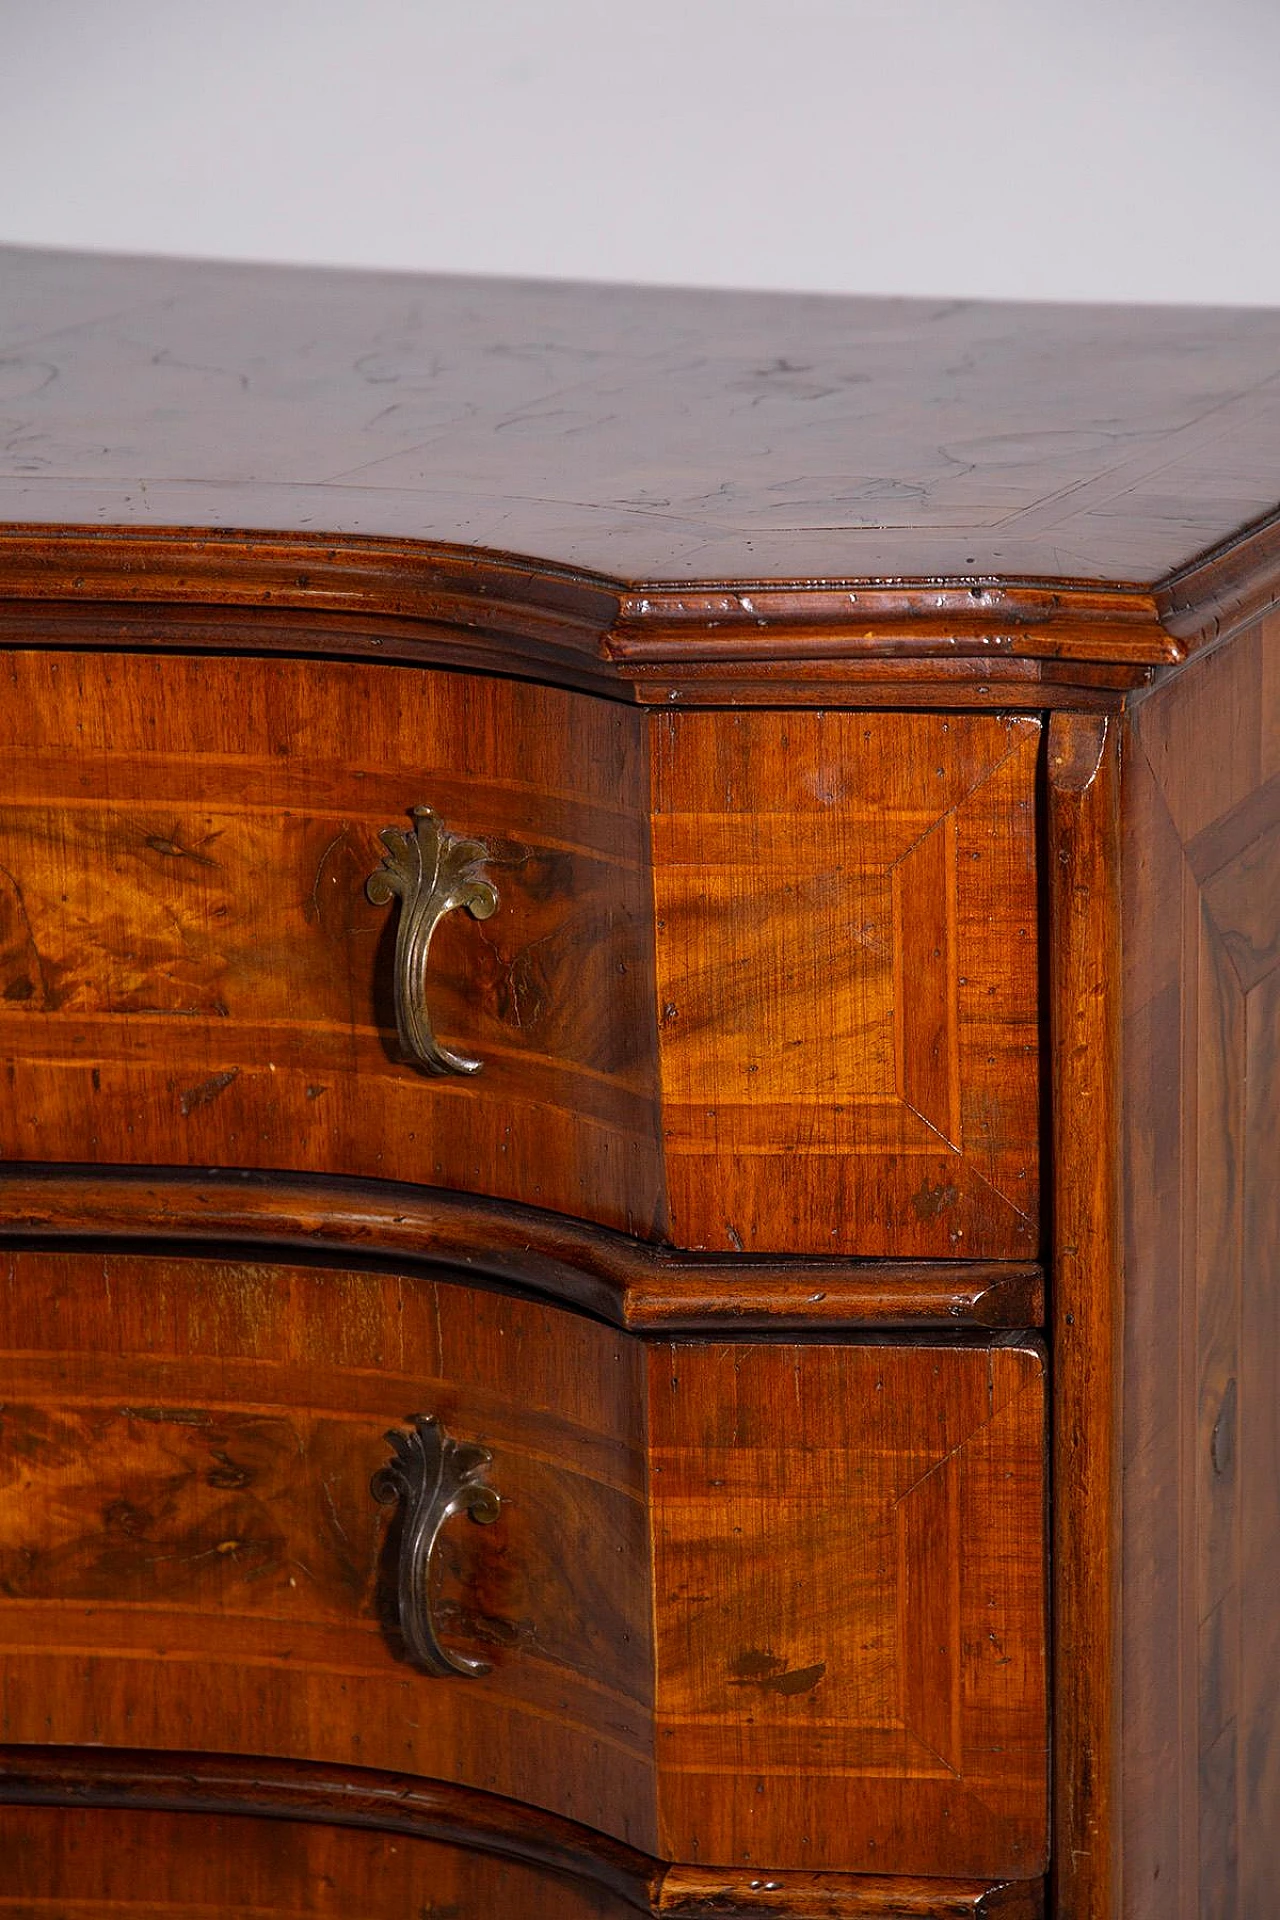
[0,1250,656,1850]
[0,649,663,1238]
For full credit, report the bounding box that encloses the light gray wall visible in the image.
[3,0,1279,303]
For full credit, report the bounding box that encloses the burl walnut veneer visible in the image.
[0,248,1275,1918]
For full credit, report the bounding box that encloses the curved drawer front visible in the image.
[0,651,1040,1258]
[0,1250,657,1851]
[0,1250,1047,1878]
[0,1805,642,1919]
[0,649,662,1238]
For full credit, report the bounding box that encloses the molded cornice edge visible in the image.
[1,514,1276,701]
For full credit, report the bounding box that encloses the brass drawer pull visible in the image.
[366,806,498,1076]
[372,1414,501,1677]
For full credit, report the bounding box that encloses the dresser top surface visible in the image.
[4,245,1280,596]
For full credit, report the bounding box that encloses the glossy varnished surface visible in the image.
[657,1871,1043,1918]
[0,564,1176,714]
[0,1247,1048,1882]
[0,1804,644,1918]
[1120,616,1280,1916]
[0,1167,1047,1333]
[0,655,1042,1257]
[0,1747,1044,1915]
[649,1342,1048,1877]
[652,709,1040,1256]
[0,647,663,1237]
[1046,714,1123,1920]
[7,247,1274,1914]
[0,1751,660,1912]
[4,246,1280,592]
[0,1796,1042,1916]
[0,1249,656,1848]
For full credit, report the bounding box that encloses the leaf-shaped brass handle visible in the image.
[366,806,498,1075]
[371,1415,501,1678]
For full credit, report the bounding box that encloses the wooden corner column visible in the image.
[1047,714,1124,1920]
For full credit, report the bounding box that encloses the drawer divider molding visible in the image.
[0,1165,1044,1333]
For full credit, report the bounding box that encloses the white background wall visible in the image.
[3,0,1279,305]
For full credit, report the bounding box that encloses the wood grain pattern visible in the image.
[0,598,1163,741]
[1045,713,1124,1920]
[0,647,664,1238]
[14,247,1280,1913]
[0,1249,657,1850]
[0,1248,1049,1884]
[0,1750,1041,1915]
[0,585,1161,716]
[0,658,1045,1261]
[0,1815,1042,1919]
[5,245,1280,607]
[651,711,1040,1257]
[0,1804,644,1918]
[648,1341,1048,1878]
[656,1870,1043,1917]
[0,1746,660,1911]
[0,1168,1046,1334]
[1119,615,1280,1918]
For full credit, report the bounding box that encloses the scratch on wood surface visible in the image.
[179,1067,239,1115]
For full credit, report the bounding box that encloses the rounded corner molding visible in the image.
[0,516,1267,697]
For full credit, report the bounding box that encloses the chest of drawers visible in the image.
[0,249,1275,1918]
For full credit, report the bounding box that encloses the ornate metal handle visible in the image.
[366,806,498,1075]
[371,1414,501,1677]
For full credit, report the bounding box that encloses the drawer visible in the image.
[0,1249,656,1846]
[0,1250,1048,1878]
[0,649,663,1237]
[0,653,1040,1258]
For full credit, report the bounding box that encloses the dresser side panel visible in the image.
[1120,614,1280,1918]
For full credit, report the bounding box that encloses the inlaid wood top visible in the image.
[3,245,1280,673]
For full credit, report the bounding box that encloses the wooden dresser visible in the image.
[0,250,1274,1919]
